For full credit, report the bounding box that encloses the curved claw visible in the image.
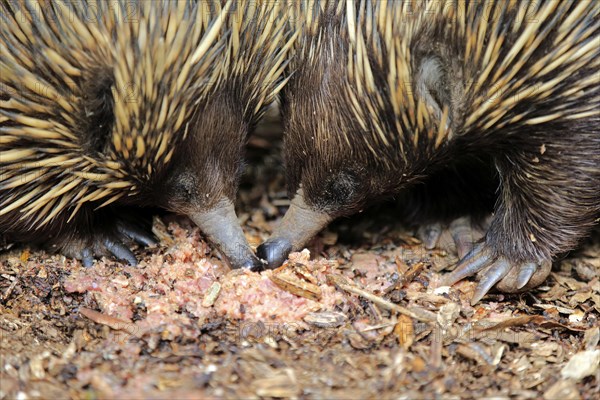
[81,248,94,268]
[418,216,486,258]
[516,262,537,289]
[471,258,512,305]
[440,242,495,287]
[116,221,157,247]
[495,261,551,293]
[56,213,155,267]
[418,222,442,249]
[103,237,138,266]
[449,217,477,259]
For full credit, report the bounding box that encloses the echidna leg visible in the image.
[443,139,599,304]
[411,159,496,257]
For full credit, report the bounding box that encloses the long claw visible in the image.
[418,222,442,249]
[418,216,485,258]
[117,222,157,247]
[104,238,138,266]
[449,217,476,259]
[82,248,94,268]
[516,262,537,289]
[440,242,494,287]
[496,260,551,293]
[471,258,512,305]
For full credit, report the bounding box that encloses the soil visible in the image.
[1,112,599,399]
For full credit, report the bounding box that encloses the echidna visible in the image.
[1,0,295,269]
[258,0,600,303]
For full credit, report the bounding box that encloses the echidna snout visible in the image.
[190,199,264,271]
[257,189,331,268]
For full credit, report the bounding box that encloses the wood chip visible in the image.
[543,379,581,400]
[290,262,319,284]
[202,282,221,307]
[560,350,600,381]
[477,315,547,331]
[398,261,426,288]
[430,324,442,369]
[303,311,347,328]
[437,302,460,330]
[20,249,30,263]
[582,326,599,350]
[394,314,414,350]
[270,266,322,301]
[385,260,427,294]
[456,343,494,365]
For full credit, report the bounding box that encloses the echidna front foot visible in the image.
[440,241,551,305]
[60,217,156,267]
[63,236,134,268]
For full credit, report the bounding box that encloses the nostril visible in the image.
[257,238,293,269]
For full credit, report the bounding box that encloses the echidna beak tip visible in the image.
[256,238,293,269]
[239,256,266,272]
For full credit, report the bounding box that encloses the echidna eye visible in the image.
[80,75,115,154]
[322,171,358,206]
[174,171,198,202]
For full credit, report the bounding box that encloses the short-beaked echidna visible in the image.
[258,0,600,303]
[1,0,295,269]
